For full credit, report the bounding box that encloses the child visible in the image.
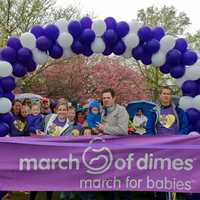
[21,105,31,118]
[10,102,29,137]
[86,101,101,130]
[27,103,44,135]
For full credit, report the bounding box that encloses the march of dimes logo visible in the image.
[82,137,113,174]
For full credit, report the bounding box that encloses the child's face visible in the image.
[91,107,99,115]
[84,129,92,136]
[21,106,30,117]
[77,112,85,123]
[31,105,41,116]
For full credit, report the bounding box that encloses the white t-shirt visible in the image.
[132,115,147,135]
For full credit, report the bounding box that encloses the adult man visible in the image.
[146,86,189,135]
[96,88,131,200]
[96,88,129,135]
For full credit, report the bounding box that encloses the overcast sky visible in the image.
[56,0,199,34]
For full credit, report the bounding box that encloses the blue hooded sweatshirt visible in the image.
[86,101,101,128]
[27,114,44,134]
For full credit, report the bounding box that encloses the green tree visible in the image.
[186,31,200,55]
[134,6,191,101]
[0,0,84,92]
[0,0,82,46]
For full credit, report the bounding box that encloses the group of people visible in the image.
[0,86,192,200]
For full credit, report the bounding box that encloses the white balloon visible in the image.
[0,98,12,114]
[91,37,105,53]
[62,48,75,59]
[185,65,200,81]
[20,32,36,50]
[151,51,166,67]
[32,49,49,65]
[57,32,73,49]
[122,33,139,49]
[175,76,187,87]
[129,19,143,33]
[193,59,200,67]
[55,19,68,33]
[179,96,193,111]
[160,35,176,53]
[193,95,200,110]
[122,49,132,58]
[0,61,13,77]
[92,20,106,37]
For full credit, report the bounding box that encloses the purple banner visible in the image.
[0,135,200,193]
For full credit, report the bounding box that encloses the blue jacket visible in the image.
[86,101,101,128]
[86,112,101,128]
[27,114,44,134]
[146,104,189,135]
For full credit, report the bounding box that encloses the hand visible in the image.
[96,123,106,132]
[36,130,45,136]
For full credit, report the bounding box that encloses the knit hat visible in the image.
[89,101,100,110]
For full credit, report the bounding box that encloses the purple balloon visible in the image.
[44,24,59,41]
[181,80,198,97]
[3,92,15,101]
[0,112,14,124]
[0,76,16,92]
[116,21,129,38]
[82,46,93,57]
[31,25,44,38]
[17,48,33,64]
[0,85,4,97]
[160,64,170,74]
[0,122,10,137]
[138,26,153,42]
[170,65,185,79]
[182,50,198,66]
[104,17,117,30]
[103,46,113,56]
[132,46,144,60]
[79,29,95,45]
[102,29,118,47]
[175,38,188,53]
[113,40,126,55]
[141,53,152,65]
[26,59,37,72]
[186,108,200,123]
[152,27,165,41]
[1,47,17,63]
[80,17,92,29]
[7,37,22,51]
[195,119,200,132]
[0,48,3,60]
[166,49,182,65]
[48,43,63,59]
[68,20,82,39]
[144,39,160,54]
[36,36,52,51]
[12,63,27,77]
[71,40,83,54]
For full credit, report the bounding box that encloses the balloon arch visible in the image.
[0,17,199,134]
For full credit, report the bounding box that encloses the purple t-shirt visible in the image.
[53,117,66,127]
[156,105,178,135]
